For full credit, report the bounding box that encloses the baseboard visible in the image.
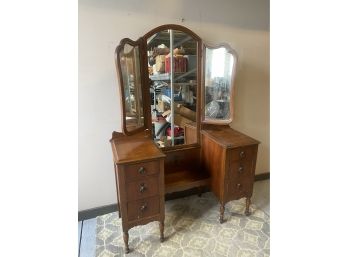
[78,175,269,221]
[255,172,270,181]
[78,204,118,221]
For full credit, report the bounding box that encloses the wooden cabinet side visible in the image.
[201,133,226,201]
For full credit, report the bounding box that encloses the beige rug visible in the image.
[96,192,270,257]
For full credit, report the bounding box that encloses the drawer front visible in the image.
[124,161,160,182]
[127,196,160,221]
[230,146,255,162]
[226,179,253,199]
[227,160,253,179]
[126,176,159,201]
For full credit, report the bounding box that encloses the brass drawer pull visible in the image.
[238,165,244,173]
[239,151,245,158]
[237,183,242,190]
[140,203,147,212]
[139,183,147,193]
[138,166,146,174]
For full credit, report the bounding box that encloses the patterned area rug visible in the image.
[96,192,270,257]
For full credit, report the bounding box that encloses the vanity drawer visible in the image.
[126,176,159,201]
[230,146,255,162]
[127,196,160,221]
[226,179,253,199]
[227,160,253,179]
[124,161,160,182]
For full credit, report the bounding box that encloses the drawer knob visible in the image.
[138,167,146,174]
[238,166,244,173]
[139,183,147,193]
[237,183,242,190]
[240,151,246,158]
[140,203,147,212]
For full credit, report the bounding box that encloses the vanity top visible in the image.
[201,125,260,149]
[110,133,165,164]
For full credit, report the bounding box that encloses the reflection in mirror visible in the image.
[204,45,236,123]
[146,29,198,148]
[119,43,144,132]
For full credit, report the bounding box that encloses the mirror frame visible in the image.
[142,24,202,150]
[115,38,151,135]
[202,43,238,125]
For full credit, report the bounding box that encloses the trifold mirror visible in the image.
[115,25,237,148]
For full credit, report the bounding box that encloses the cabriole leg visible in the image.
[219,204,225,224]
[123,230,129,253]
[245,197,251,216]
[159,221,164,242]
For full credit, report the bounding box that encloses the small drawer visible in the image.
[127,196,160,221]
[227,160,252,179]
[230,146,255,162]
[226,180,252,198]
[126,176,159,201]
[124,161,160,182]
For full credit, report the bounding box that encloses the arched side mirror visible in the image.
[115,38,148,135]
[202,44,238,124]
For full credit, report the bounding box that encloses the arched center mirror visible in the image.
[144,26,201,148]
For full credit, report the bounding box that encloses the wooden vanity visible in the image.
[201,125,259,222]
[110,131,165,253]
[110,24,260,253]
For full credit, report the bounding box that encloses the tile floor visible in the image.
[78,179,270,257]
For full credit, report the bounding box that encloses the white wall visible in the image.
[79,0,269,211]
